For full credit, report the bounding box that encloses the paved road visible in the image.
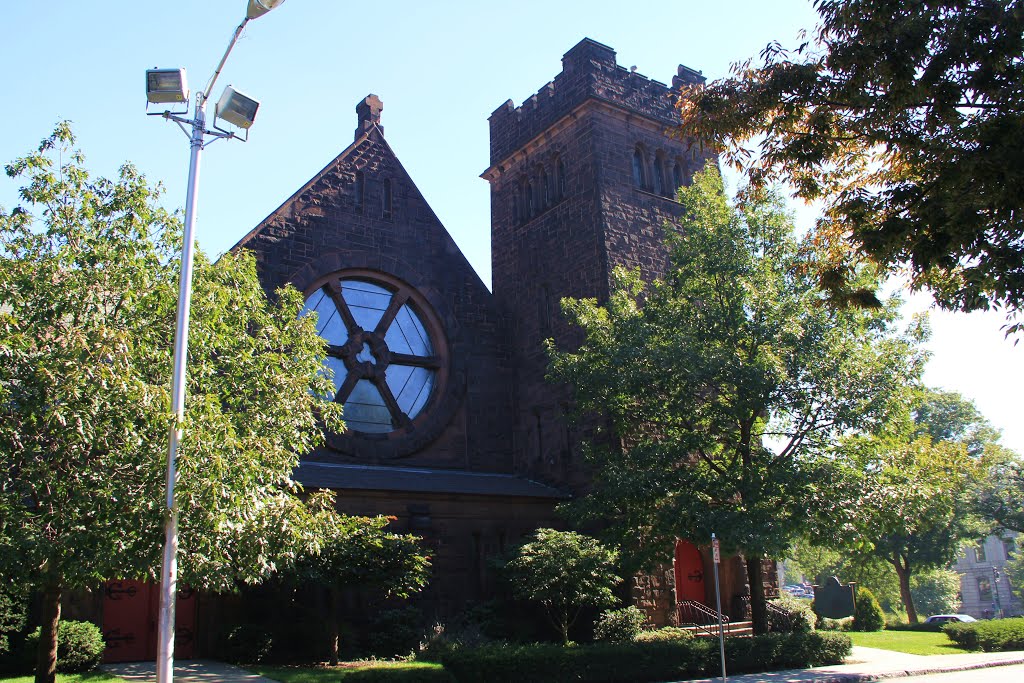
[895,663,1024,681]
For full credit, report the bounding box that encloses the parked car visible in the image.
[925,614,977,624]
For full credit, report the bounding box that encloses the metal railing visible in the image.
[677,600,730,638]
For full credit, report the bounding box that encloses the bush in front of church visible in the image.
[439,631,851,682]
[850,587,885,632]
[768,593,815,632]
[22,621,104,673]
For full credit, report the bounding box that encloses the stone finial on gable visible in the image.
[355,94,383,140]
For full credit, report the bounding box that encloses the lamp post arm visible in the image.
[202,18,251,101]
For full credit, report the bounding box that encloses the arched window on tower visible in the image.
[382,178,393,221]
[632,146,647,190]
[541,167,551,209]
[518,179,529,224]
[557,157,567,200]
[526,181,535,218]
[354,171,365,214]
[654,151,667,196]
[673,159,684,193]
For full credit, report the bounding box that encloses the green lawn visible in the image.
[847,630,970,655]
[0,674,127,683]
[251,661,451,683]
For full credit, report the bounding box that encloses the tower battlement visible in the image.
[488,38,704,166]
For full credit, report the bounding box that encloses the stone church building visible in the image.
[230,37,764,626]
[96,39,771,661]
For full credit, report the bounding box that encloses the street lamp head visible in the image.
[247,0,286,19]
[216,85,260,129]
[146,68,189,104]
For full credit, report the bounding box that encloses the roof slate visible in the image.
[295,461,569,500]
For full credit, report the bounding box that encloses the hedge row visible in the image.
[440,632,851,683]
[944,617,1024,652]
[255,662,454,683]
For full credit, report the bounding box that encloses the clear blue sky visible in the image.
[2,0,1020,453]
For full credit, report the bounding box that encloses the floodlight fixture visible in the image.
[216,85,260,130]
[247,0,286,19]
[146,68,189,104]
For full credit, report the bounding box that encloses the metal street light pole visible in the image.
[147,3,287,681]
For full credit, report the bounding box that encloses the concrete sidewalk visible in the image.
[679,645,1024,682]
[102,659,277,683]
[101,647,1024,683]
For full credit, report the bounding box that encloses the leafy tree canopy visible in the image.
[499,528,620,643]
[292,493,430,665]
[827,433,983,622]
[0,125,343,681]
[908,388,1001,456]
[549,166,924,633]
[679,0,1024,328]
[975,451,1024,532]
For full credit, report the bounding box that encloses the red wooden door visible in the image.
[102,580,153,662]
[674,540,706,603]
[102,580,197,662]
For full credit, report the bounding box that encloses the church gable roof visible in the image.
[232,95,490,301]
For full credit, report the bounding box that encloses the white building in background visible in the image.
[953,533,1022,619]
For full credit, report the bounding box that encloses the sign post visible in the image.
[712,533,727,682]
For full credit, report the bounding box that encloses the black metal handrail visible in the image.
[677,600,730,638]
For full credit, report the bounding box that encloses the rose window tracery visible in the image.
[302,277,442,434]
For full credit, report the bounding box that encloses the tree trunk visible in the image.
[893,560,918,624]
[35,573,62,683]
[746,557,769,635]
[328,586,340,666]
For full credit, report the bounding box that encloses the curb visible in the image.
[809,657,1024,682]
[680,655,1024,682]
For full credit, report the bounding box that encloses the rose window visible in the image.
[302,277,441,434]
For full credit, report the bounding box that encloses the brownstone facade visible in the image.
[232,38,751,626]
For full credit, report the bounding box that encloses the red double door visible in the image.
[101,580,197,663]
[674,539,707,603]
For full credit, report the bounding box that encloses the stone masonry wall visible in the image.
[235,117,515,475]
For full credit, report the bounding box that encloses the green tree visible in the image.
[835,435,981,623]
[549,167,923,634]
[678,0,1024,327]
[976,454,1024,533]
[1007,546,1024,604]
[0,125,342,683]
[499,529,621,643]
[787,540,902,613]
[294,495,431,665]
[911,389,1002,457]
[910,568,962,617]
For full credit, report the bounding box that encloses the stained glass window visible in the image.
[302,277,441,434]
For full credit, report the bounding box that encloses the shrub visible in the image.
[367,606,425,658]
[0,582,27,657]
[439,631,851,683]
[724,631,850,672]
[816,616,852,631]
[218,623,274,664]
[23,620,105,673]
[850,588,885,632]
[593,606,646,643]
[497,529,621,643]
[634,626,693,643]
[768,594,815,633]
[944,617,1024,652]
[258,661,453,683]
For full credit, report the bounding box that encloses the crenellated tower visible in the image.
[483,38,712,490]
